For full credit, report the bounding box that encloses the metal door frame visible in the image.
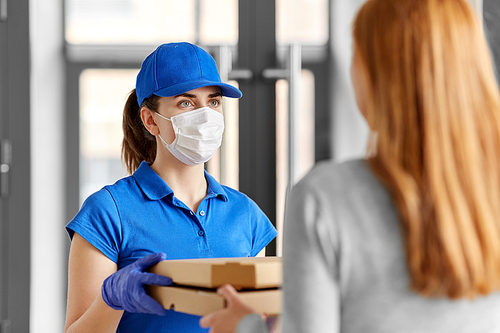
[0,0,31,331]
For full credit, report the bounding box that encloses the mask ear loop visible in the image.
[155,112,172,122]
[158,134,171,147]
[155,113,177,147]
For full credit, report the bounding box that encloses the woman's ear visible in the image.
[140,107,160,136]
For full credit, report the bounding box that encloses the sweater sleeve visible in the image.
[281,178,341,333]
[237,314,269,333]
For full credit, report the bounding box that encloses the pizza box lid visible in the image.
[149,256,282,289]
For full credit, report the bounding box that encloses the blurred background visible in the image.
[0,0,497,331]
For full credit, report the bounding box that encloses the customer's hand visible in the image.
[101,252,172,315]
[200,284,257,333]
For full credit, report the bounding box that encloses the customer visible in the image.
[64,42,277,333]
[200,0,500,332]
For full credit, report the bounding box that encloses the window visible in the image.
[65,0,238,45]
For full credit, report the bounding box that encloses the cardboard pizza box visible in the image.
[149,256,282,289]
[147,285,282,317]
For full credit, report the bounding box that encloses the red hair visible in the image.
[354,0,500,298]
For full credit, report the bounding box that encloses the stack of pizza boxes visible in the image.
[148,257,282,317]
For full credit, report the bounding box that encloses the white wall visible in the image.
[329,0,483,162]
[30,0,66,331]
[330,0,369,162]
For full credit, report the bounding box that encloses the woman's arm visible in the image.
[199,284,268,333]
[64,233,123,333]
[281,182,341,333]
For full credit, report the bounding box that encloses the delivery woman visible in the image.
[64,42,277,333]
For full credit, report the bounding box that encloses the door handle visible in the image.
[262,44,302,189]
[214,44,303,189]
[216,45,253,83]
[1,139,11,198]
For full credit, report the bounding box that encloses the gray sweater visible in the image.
[239,159,500,333]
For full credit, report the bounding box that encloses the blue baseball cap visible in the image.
[136,42,242,106]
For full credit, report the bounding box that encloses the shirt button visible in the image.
[200,210,205,216]
[198,230,205,236]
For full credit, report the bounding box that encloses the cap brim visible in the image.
[153,80,242,99]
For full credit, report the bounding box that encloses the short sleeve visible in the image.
[248,198,278,257]
[65,187,122,263]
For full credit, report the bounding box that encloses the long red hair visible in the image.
[353,0,500,298]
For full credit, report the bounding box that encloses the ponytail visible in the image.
[121,89,159,174]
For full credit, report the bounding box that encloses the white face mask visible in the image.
[155,107,225,166]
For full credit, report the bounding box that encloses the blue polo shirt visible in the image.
[66,161,277,333]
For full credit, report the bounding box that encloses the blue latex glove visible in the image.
[101,252,172,315]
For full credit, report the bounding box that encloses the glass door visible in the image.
[65,0,331,256]
[236,0,330,254]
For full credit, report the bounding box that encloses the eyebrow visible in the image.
[174,93,196,98]
[209,92,223,98]
[174,92,222,99]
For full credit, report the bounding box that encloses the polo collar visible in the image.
[133,161,228,202]
[204,170,228,202]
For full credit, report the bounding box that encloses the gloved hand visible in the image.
[101,252,172,315]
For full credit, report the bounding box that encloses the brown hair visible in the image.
[121,89,161,174]
[354,0,500,298]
